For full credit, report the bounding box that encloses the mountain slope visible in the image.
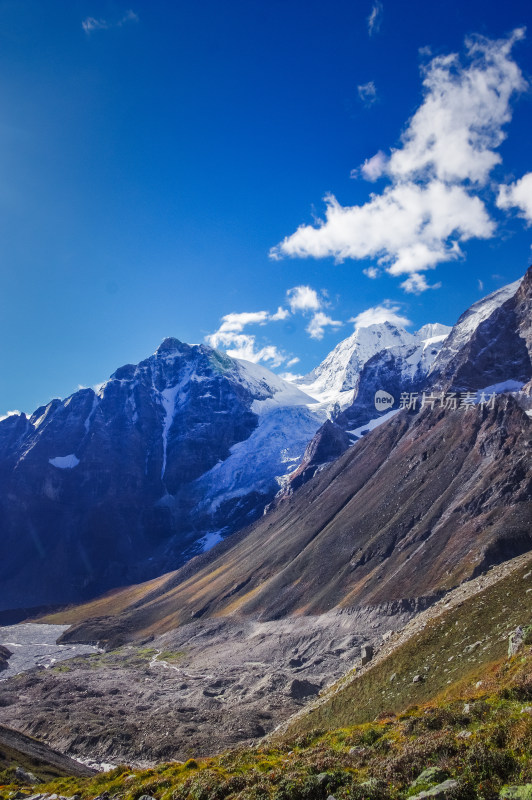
[430,274,531,391]
[0,723,95,781]
[428,278,523,382]
[48,269,532,643]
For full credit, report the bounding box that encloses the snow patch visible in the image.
[84,393,99,433]
[430,279,522,376]
[233,358,316,413]
[160,383,184,479]
[348,409,400,439]
[475,380,525,399]
[201,530,224,552]
[49,454,80,469]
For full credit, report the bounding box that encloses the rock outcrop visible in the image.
[0,645,11,671]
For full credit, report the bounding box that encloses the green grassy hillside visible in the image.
[276,555,532,739]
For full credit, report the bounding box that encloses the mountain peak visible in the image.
[156,337,184,354]
[155,337,185,355]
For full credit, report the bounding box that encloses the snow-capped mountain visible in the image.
[287,271,531,489]
[296,321,451,411]
[0,339,324,611]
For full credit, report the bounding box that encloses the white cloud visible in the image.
[286,285,321,313]
[388,29,526,185]
[216,310,270,333]
[273,182,493,274]
[82,9,138,33]
[478,278,484,291]
[358,81,377,107]
[359,151,387,181]
[206,308,289,367]
[82,17,108,32]
[206,330,285,367]
[270,306,290,321]
[400,273,442,295]
[306,312,342,340]
[367,1,383,36]
[363,266,380,279]
[278,371,304,382]
[350,303,412,330]
[219,335,285,367]
[0,409,22,422]
[271,29,527,292]
[497,172,532,224]
[206,284,342,365]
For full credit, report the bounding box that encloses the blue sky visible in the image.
[0,0,531,415]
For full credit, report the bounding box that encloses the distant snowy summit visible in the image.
[295,320,451,409]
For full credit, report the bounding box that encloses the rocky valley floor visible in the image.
[0,607,414,765]
[0,553,531,769]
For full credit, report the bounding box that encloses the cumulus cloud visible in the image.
[306,312,342,340]
[363,266,380,279]
[82,9,138,33]
[206,284,346,367]
[367,1,383,36]
[270,306,290,320]
[358,81,378,107]
[208,333,286,367]
[206,308,288,366]
[388,29,526,184]
[350,303,412,330]
[497,172,532,224]
[273,182,493,290]
[271,29,527,292]
[216,310,271,333]
[400,273,441,295]
[358,151,387,181]
[286,285,321,313]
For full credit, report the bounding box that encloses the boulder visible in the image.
[409,779,459,800]
[411,768,450,789]
[508,626,532,657]
[288,679,321,700]
[14,767,40,785]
